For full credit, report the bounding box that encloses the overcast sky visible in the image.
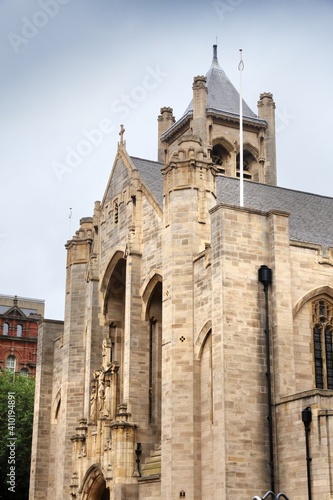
[1,0,332,319]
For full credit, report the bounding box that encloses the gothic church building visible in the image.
[30,47,333,499]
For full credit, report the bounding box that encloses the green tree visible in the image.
[0,371,35,500]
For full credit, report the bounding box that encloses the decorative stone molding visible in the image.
[90,360,120,422]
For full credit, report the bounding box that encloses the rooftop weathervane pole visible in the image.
[238,49,244,207]
[68,207,72,239]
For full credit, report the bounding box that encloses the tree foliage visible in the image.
[0,371,35,500]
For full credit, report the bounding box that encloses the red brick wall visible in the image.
[0,317,39,376]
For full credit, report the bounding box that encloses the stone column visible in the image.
[161,145,215,499]
[158,107,175,163]
[257,93,277,186]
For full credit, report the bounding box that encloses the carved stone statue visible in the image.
[102,338,112,370]
[103,378,112,417]
[90,384,97,421]
[98,371,105,414]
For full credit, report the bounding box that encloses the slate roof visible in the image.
[184,46,258,119]
[216,176,333,250]
[130,157,333,250]
[131,156,164,206]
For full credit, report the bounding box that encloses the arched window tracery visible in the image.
[312,299,333,390]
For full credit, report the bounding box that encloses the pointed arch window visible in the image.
[313,299,333,390]
[200,329,214,493]
[55,398,61,421]
[146,281,162,430]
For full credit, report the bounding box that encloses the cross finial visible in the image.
[119,124,125,145]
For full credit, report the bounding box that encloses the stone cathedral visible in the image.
[30,46,333,499]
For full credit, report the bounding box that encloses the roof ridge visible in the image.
[130,155,163,166]
[218,175,333,200]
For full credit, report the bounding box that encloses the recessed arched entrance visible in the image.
[81,465,110,500]
[100,488,110,500]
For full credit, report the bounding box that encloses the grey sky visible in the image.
[1,0,332,319]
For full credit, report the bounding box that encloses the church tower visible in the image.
[158,45,277,499]
[158,45,276,186]
[160,75,216,500]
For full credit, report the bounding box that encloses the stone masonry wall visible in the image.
[29,319,64,500]
[57,259,90,499]
[211,204,274,498]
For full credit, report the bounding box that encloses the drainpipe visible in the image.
[301,406,312,500]
[135,443,142,477]
[258,265,274,492]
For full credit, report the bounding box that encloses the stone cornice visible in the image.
[161,108,268,144]
[276,389,333,406]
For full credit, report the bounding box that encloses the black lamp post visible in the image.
[301,406,312,500]
[258,265,274,493]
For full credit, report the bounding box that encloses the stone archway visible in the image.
[81,466,110,500]
[89,477,109,500]
[100,488,110,500]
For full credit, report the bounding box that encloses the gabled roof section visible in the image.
[0,295,44,316]
[184,45,257,119]
[130,156,163,207]
[2,305,27,319]
[216,176,333,250]
[101,145,163,216]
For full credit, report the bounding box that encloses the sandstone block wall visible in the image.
[29,319,64,500]
[211,205,272,498]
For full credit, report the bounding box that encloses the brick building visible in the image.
[30,46,333,499]
[0,294,44,377]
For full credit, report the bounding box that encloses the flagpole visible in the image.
[69,207,72,239]
[238,49,244,207]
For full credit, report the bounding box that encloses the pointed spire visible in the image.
[211,44,220,69]
[182,45,257,119]
[213,44,218,63]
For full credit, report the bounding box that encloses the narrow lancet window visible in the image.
[313,299,333,390]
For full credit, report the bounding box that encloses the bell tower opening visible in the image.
[210,143,229,174]
[236,150,256,180]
